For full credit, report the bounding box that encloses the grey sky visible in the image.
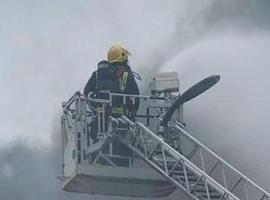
[0,0,269,199]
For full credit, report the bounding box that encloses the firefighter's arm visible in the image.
[126,70,140,112]
[84,71,97,97]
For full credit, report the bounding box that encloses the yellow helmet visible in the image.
[107,44,131,63]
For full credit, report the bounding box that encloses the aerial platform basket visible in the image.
[60,73,182,197]
[60,91,181,197]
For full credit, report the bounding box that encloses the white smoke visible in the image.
[162,33,270,191]
[0,0,270,199]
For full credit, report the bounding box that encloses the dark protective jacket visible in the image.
[84,60,140,114]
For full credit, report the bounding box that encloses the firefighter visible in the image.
[84,44,140,141]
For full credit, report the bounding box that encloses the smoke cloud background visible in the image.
[0,0,269,199]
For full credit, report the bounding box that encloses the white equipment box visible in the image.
[150,72,180,94]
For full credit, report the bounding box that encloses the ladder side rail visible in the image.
[173,124,270,198]
[122,140,200,200]
[136,121,238,200]
[122,116,239,200]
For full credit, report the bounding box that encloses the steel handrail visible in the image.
[110,92,167,100]
[62,92,87,111]
[62,93,77,110]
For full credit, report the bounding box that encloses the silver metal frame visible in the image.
[120,116,270,200]
[169,122,270,200]
[61,92,270,200]
[121,116,238,200]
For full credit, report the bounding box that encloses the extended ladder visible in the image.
[116,116,269,200]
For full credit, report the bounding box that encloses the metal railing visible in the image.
[61,92,165,169]
[87,92,168,129]
[169,123,270,200]
[121,116,239,200]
